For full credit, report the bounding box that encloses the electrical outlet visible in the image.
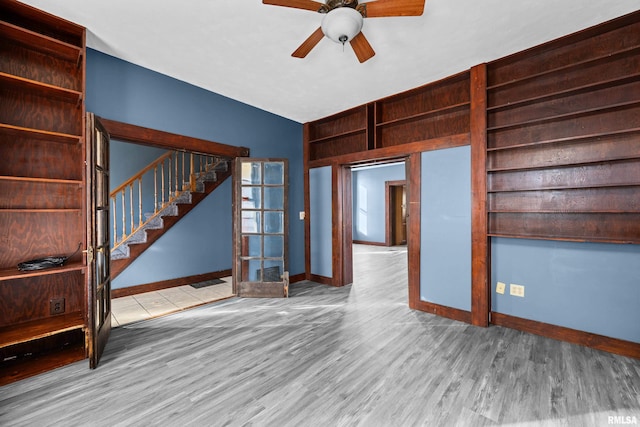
[496,282,506,294]
[299,211,306,220]
[50,297,65,315]
[510,284,525,298]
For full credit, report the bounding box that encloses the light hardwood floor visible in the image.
[1,245,638,426]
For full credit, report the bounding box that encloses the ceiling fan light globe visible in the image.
[321,7,364,44]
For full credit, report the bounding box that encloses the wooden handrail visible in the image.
[110,151,173,196]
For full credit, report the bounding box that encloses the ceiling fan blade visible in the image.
[364,0,425,17]
[350,32,375,63]
[292,27,325,58]
[262,0,322,12]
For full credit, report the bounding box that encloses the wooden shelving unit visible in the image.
[306,72,471,163]
[486,13,640,243]
[0,0,87,385]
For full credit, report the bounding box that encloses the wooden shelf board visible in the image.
[487,45,640,91]
[487,233,640,245]
[487,155,640,173]
[0,20,82,62]
[0,72,82,103]
[0,123,81,144]
[0,261,85,282]
[0,208,82,213]
[487,73,640,112]
[0,342,85,386]
[0,175,82,185]
[487,100,640,132]
[375,102,470,128]
[487,128,640,152]
[0,312,85,348]
[489,209,633,214]
[488,182,640,193]
[308,127,367,144]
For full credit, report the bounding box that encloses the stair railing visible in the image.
[110,150,226,252]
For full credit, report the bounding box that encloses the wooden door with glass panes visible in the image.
[86,113,111,368]
[233,158,288,297]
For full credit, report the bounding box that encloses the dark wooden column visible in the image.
[331,163,353,286]
[406,153,422,309]
[470,63,489,327]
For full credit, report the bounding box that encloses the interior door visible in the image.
[233,158,289,297]
[86,113,111,368]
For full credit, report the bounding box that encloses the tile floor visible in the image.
[111,277,234,327]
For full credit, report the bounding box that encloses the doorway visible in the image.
[386,180,407,246]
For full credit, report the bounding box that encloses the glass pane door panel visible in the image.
[242,211,261,233]
[242,187,261,209]
[242,235,262,257]
[242,162,262,184]
[263,260,284,282]
[264,235,284,258]
[264,187,284,210]
[240,259,262,282]
[264,211,284,234]
[264,162,284,185]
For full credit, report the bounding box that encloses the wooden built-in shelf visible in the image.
[308,127,366,144]
[487,182,640,193]
[0,123,82,144]
[487,45,640,91]
[487,73,640,112]
[375,102,470,128]
[0,72,82,103]
[0,261,85,282]
[487,156,640,173]
[0,342,85,386]
[487,128,640,152]
[487,100,640,132]
[0,312,84,349]
[0,20,82,63]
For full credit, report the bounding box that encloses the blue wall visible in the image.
[420,147,471,311]
[86,49,304,288]
[309,167,332,278]
[352,163,406,244]
[492,238,640,343]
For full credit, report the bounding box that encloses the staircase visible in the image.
[110,151,232,278]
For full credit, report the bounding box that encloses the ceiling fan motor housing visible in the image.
[321,6,364,44]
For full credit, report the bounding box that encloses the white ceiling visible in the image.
[18,0,640,124]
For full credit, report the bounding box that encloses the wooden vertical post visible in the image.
[470,63,489,327]
[406,153,421,309]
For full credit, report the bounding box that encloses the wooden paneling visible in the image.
[486,12,640,244]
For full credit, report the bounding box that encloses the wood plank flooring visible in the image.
[1,245,639,426]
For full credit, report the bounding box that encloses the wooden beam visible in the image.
[99,118,249,158]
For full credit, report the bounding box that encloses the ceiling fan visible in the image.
[263,0,426,63]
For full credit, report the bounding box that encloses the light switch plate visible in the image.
[496,282,506,294]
